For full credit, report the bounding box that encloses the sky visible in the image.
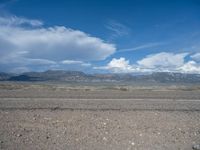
[1,0,200,73]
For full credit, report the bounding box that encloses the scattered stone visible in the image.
[181,130,185,134]
[0,141,3,143]
[131,142,135,146]
[44,117,51,121]
[17,134,22,137]
[46,136,50,139]
[193,144,200,150]
[51,106,59,111]
[103,137,107,141]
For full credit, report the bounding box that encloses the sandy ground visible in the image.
[0,110,200,150]
[0,82,200,150]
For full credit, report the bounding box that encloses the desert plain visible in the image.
[0,82,200,150]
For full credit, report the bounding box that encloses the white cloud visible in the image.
[106,57,134,73]
[0,26,115,61]
[105,20,130,39]
[95,57,140,73]
[61,60,91,66]
[137,52,188,68]
[0,16,116,72]
[95,52,200,74]
[61,60,84,64]
[178,61,200,74]
[117,42,165,53]
[191,53,200,62]
[0,16,43,26]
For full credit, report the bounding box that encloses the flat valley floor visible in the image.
[0,82,200,150]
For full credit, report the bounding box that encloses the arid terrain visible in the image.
[0,82,200,150]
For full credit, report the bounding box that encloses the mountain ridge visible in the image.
[1,70,200,83]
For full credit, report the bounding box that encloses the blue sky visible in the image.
[1,0,200,73]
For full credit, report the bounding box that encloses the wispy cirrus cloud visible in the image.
[117,42,165,53]
[105,20,130,39]
[61,60,91,67]
[0,0,18,8]
[0,16,43,26]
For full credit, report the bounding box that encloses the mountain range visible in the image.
[1,70,200,84]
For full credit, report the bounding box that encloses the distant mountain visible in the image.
[1,70,200,84]
[0,72,13,81]
[9,75,41,81]
[150,72,200,83]
[9,70,90,82]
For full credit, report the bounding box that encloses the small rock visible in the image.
[103,137,107,141]
[193,144,200,150]
[131,142,135,146]
[17,134,22,137]
[46,136,50,139]
[44,117,51,120]
[51,106,59,111]
[0,141,3,143]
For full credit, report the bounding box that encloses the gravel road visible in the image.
[0,82,200,150]
[0,98,200,150]
[0,109,200,150]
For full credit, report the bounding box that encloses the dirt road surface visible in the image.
[0,82,200,150]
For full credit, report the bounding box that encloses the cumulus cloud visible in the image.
[178,61,200,74]
[137,52,188,68]
[95,57,134,73]
[0,26,115,61]
[94,57,147,73]
[95,52,200,74]
[0,16,116,72]
[191,53,200,62]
